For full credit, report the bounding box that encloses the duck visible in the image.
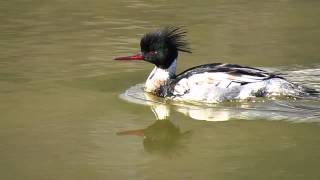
[114,26,317,103]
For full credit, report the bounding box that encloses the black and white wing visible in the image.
[161,63,282,97]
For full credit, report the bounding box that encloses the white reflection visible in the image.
[151,104,170,120]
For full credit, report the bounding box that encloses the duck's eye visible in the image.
[148,51,157,55]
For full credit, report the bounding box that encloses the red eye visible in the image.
[148,51,157,55]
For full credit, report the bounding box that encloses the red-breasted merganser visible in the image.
[114,27,317,103]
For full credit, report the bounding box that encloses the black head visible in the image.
[140,26,191,69]
[115,26,191,69]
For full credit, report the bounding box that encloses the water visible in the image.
[1,0,320,179]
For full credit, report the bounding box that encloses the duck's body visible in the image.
[145,61,311,103]
[115,27,317,103]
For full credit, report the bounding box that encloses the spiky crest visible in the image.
[140,26,191,53]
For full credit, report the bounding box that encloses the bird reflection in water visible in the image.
[117,104,191,155]
[117,88,320,154]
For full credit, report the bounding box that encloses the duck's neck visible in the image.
[145,59,177,94]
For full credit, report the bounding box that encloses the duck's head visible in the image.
[114,26,191,69]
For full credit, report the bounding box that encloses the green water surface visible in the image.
[1,1,320,180]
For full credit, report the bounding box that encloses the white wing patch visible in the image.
[172,72,274,103]
[173,72,265,95]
